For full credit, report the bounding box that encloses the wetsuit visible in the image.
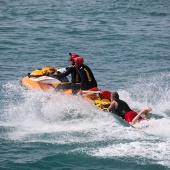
[78,64,97,90]
[111,99,143,123]
[56,66,81,93]
[57,66,81,83]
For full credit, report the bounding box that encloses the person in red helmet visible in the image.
[73,56,98,94]
[55,53,81,84]
[69,53,79,61]
[52,53,81,94]
[108,91,152,125]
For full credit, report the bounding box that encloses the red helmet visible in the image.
[73,57,84,66]
[70,54,79,61]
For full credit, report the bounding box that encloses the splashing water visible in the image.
[0,73,170,168]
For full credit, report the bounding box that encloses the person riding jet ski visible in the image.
[52,53,81,93]
[73,56,98,95]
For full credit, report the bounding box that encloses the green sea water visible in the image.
[0,0,170,169]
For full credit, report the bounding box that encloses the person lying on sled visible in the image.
[50,53,81,93]
[107,91,152,125]
[73,56,98,95]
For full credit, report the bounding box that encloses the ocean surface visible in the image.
[0,0,170,169]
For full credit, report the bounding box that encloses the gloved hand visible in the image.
[53,72,58,76]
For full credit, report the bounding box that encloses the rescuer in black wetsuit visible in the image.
[56,54,81,84]
[73,56,98,94]
[53,53,81,93]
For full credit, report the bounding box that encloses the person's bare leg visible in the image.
[144,108,152,120]
[130,108,152,125]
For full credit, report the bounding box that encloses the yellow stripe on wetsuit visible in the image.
[75,67,79,83]
[84,68,92,82]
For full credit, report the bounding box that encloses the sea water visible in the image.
[0,0,170,169]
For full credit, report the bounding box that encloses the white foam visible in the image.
[1,76,170,168]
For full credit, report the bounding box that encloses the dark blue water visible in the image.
[0,0,170,169]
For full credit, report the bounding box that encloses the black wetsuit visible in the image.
[57,66,81,93]
[78,64,97,90]
[57,66,81,83]
[111,99,132,118]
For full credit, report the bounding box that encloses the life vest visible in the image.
[78,64,97,90]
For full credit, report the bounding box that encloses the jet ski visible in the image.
[21,66,112,111]
[22,67,149,129]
